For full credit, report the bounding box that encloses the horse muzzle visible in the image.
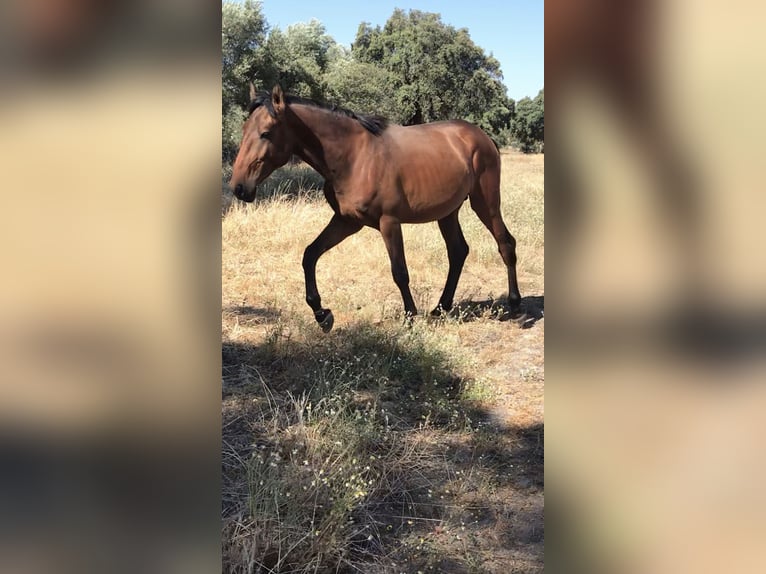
[233,183,256,203]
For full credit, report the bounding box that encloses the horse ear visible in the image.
[272,84,285,116]
[249,82,257,102]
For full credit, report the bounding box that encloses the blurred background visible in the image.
[0,1,221,572]
[547,0,766,572]
[1,0,765,571]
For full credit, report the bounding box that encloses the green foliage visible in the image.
[221,8,336,163]
[352,9,515,143]
[259,20,336,99]
[222,0,268,162]
[511,89,544,153]
[222,104,246,164]
[221,5,542,170]
[222,0,267,114]
[323,54,398,118]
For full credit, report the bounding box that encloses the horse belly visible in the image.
[335,186,383,226]
[396,163,472,223]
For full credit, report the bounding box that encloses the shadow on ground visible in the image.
[222,305,281,327]
[222,319,543,573]
[449,295,544,329]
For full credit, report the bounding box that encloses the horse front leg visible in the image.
[379,216,418,320]
[303,214,362,332]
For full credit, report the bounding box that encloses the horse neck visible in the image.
[287,105,366,180]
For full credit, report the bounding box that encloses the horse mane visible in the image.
[248,91,389,136]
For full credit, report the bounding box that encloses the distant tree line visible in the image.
[222,1,544,165]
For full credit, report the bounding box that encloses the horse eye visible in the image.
[260,131,271,140]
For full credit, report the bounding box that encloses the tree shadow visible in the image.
[449,295,544,329]
[222,305,281,328]
[222,320,543,572]
[224,304,281,320]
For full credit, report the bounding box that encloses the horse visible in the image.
[228,84,521,332]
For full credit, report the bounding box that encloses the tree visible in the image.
[511,89,544,153]
[323,50,398,119]
[222,0,268,162]
[352,9,514,143]
[258,20,336,100]
[222,0,269,112]
[222,5,532,168]
[222,8,339,163]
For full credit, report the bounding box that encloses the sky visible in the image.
[241,0,543,102]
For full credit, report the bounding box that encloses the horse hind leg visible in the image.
[468,184,522,314]
[432,209,469,316]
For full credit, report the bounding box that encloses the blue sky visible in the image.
[240,0,543,102]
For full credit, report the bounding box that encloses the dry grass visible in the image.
[222,150,544,573]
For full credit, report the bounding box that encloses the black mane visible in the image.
[247,91,389,136]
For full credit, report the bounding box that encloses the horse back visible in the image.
[360,120,499,222]
[383,120,498,175]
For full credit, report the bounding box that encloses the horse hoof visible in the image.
[430,306,445,317]
[503,305,530,325]
[315,309,334,333]
[505,298,523,318]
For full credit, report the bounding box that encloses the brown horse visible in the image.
[229,84,521,332]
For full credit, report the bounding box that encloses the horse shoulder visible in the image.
[331,161,387,225]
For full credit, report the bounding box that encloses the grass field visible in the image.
[222,150,544,573]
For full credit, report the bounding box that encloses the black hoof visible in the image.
[508,297,523,318]
[315,309,334,333]
[430,304,450,317]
